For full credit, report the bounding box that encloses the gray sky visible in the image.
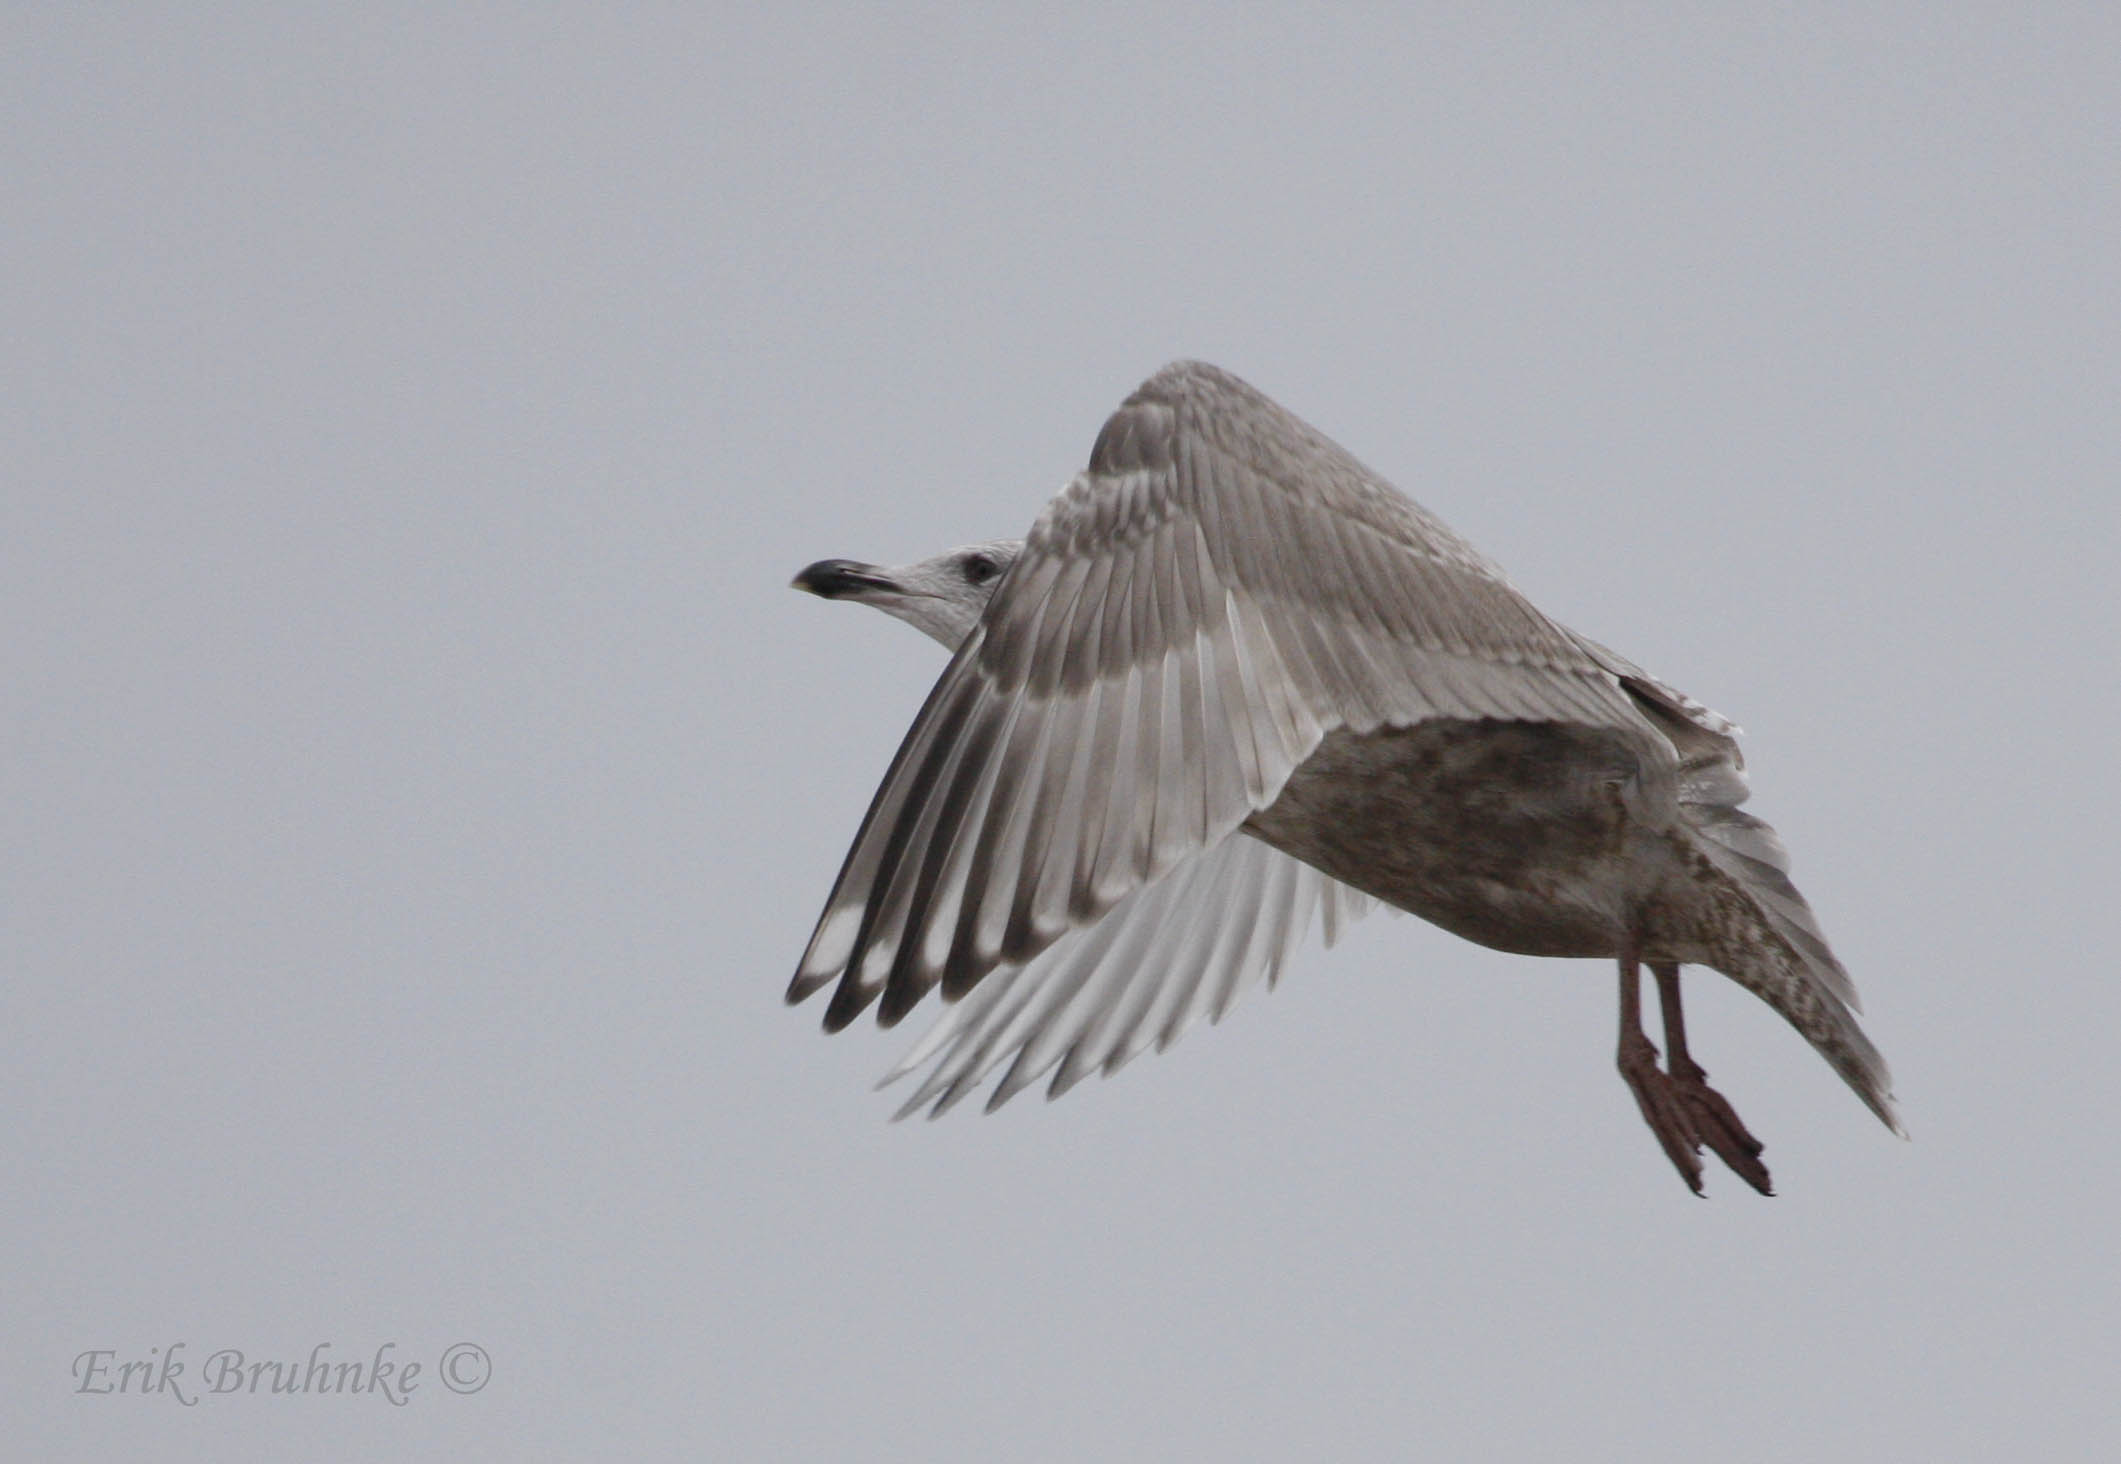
[8,6,2118,1460]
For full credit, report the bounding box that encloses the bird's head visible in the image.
[791,539,1024,649]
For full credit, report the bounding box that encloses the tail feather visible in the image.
[1596,651,1897,1131]
[1684,812,1900,1134]
[1688,803,1860,1011]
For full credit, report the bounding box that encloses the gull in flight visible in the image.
[790,360,1898,1194]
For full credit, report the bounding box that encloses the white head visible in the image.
[790,539,1025,649]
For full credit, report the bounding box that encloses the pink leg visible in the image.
[1652,963,1772,1195]
[1615,943,1707,1195]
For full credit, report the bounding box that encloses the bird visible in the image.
[789,360,1898,1194]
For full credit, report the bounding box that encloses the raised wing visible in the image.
[790,360,1655,1031]
[878,834,1378,1118]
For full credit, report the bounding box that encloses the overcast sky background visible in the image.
[8,6,2118,1461]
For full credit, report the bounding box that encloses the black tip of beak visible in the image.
[791,558,890,599]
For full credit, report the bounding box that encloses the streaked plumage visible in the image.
[791,361,1897,1192]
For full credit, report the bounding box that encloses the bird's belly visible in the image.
[1244,719,1669,959]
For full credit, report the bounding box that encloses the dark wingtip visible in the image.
[875,974,929,1030]
[822,977,878,1033]
[939,942,990,1003]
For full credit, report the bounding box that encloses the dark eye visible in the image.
[961,553,1000,585]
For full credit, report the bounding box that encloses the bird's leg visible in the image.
[1651,963,1772,1195]
[1615,942,1705,1195]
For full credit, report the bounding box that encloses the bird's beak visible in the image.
[791,558,896,600]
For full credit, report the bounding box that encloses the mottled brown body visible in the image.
[1245,718,1686,960]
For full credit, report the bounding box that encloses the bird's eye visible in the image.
[961,553,999,585]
